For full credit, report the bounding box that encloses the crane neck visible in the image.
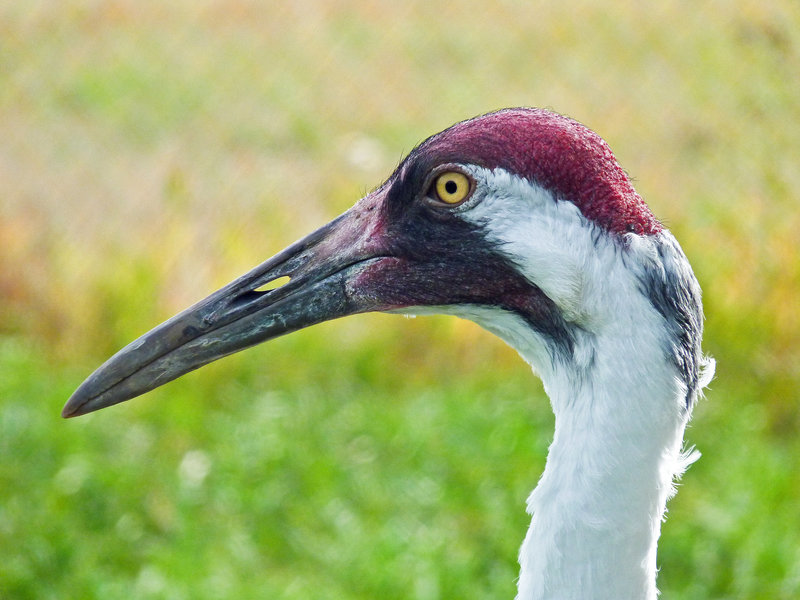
[515,330,694,600]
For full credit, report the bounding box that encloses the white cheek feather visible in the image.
[461,168,591,323]
[460,166,660,338]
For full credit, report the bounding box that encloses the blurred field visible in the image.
[1,1,799,598]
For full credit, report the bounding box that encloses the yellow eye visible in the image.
[433,171,471,204]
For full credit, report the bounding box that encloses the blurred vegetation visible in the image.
[1,1,799,598]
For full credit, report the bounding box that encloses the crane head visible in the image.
[63,108,704,418]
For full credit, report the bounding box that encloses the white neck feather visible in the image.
[517,332,693,600]
[449,305,695,600]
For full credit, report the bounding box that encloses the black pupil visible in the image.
[444,179,458,195]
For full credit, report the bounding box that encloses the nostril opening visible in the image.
[253,275,292,293]
[230,276,292,308]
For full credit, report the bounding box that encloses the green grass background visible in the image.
[2,1,799,598]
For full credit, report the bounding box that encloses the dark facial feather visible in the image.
[348,152,576,358]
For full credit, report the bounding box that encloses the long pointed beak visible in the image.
[63,192,392,418]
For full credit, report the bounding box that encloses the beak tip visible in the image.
[61,395,89,419]
[62,378,109,418]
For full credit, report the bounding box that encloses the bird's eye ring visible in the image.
[430,170,473,205]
